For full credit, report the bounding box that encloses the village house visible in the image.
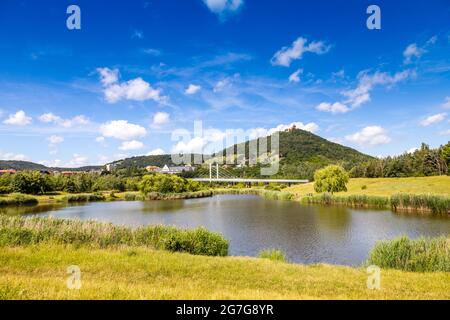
[0,169,16,175]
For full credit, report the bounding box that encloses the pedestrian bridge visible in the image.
[192,178,309,185]
[192,164,309,185]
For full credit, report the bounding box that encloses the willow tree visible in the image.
[314,165,349,194]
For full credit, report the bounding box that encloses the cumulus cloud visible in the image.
[39,113,89,128]
[342,70,413,108]
[66,154,89,168]
[202,0,244,18]
[172,137,207,154]
[119,140,144,151]
[420,113,447,126]
[97,67,166,104]
[95,136,105,143]
[0,151,26,161]
[345,126,391,146]
[151,112,170,128]
[185,84,202,95]
[271,37,330,67]
[3,110,32,126]
[99,120,147,140]
[288,69,303,83]
[316,102,350,114]
[147,148,165,156]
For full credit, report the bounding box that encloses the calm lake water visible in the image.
[5,194,450,265]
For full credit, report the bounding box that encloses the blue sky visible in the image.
[0,0,449,167]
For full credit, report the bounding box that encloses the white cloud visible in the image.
[271,37,330,67]
[440,129,450,136]
[131,29,144,39]
[407,147,419,154]
[172,137,207,154]
[403,36,437,64]
[3,110,32,126]
[403,44,426,64]
[48,135,64,145]
[202,0,244,17]
[213,75,239,92]
[96,67,119,86]
[185,84,202,95]
[147,148,165,156]
[119,140,144,151]
[95,136,105,143]
[97,68,166,104]
[39,113,89,128]
[152,112,170,127]
[342,70,413,107]
[100,120,147,140]
[345,126,391,146]
[420,113,447,126]
[316,102,350,114]
[442,97,450,109]
[288,69,303,83]
[66,154,89,168]
[0,151,26,161]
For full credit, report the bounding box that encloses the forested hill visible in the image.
[214,128,374,179]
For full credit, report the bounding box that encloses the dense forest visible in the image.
[350,142,450,178]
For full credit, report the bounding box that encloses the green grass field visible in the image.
[0,244,449,300]
[285,176,450,197]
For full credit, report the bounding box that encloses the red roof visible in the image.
[0,169,16,174]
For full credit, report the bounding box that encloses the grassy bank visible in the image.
[286,176,450,197]
[0,244,449,300]
[0,194,38,206]
[0,216,228,257]
[368,236,450,272]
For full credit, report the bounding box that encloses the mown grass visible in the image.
[286,176,450,197]
[0,244,449,300]
[0,216,228,257]
[368,236,450,272]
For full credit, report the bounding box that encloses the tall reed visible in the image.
[0,215,228,257]
[367,236,450,272]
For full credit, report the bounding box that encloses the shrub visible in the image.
[367,236,450,272]
[0,216,228,257]
[0,194,38,206]
[0,186,13,194]
[258,249,287,262]
[139,174,192,195]
[314,165,349,194]
[63,193,106,203]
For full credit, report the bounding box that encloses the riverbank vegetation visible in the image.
[368,236,450,272]
[0,216,228,257]
[0,244,449,299]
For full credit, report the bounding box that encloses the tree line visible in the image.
[349,142,450,178]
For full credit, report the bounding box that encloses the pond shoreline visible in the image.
[1,188,450,215]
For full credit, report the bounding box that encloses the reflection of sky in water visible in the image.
[16,195,450,266]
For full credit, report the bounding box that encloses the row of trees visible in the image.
[0,172,140,195]
[349,143,450,178]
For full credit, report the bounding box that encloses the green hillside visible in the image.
[215,129,373,179]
